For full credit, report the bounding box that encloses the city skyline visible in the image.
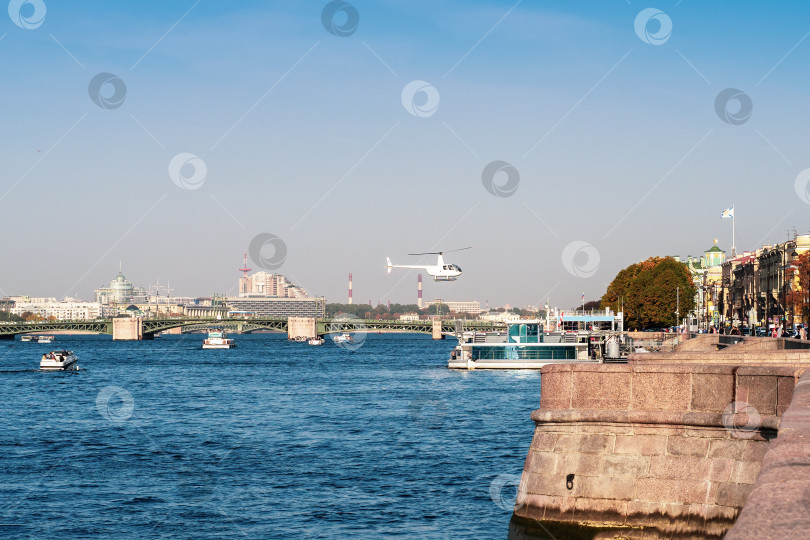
[2,1,810,306]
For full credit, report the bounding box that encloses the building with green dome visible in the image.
[674,240,726,330]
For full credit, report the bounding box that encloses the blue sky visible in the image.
[2,1,810,308]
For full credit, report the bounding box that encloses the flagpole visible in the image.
[732,204,736,258]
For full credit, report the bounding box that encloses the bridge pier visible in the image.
[288,317,316,340]
[113,316,143,340]
[432,319,444,340]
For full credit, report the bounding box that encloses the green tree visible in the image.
[581,300,601,311]
[0,311,23,322]
[326,303,421,319]
[602,256,696,330]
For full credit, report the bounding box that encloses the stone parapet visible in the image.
[725,371,810,539]
[539,363,798,415]
[673,333,719,352]
[511,363,802,539]
[629,350,810,366]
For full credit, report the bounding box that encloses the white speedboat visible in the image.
[202,329,236,349]
[332,333,353,344]
[308,337,325,346]
[37,335,54,344]
[40,351,78,371]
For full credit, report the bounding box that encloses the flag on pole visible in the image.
[581,293,585,302]
[721,206,734,219]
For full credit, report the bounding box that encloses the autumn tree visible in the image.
[601,257,696,330]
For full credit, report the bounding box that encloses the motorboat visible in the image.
[37,335,54,344]
[40,351,78,371]
[332,333,353,344]
[20,335,34,342]
[308,337,325,346]
[202,329,236,349]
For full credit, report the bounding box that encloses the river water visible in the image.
[0,332,540,539]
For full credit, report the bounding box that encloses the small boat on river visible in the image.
[308,337,325,346]
[332,333,353,344]
[40,351,78,371]
[202,329,236,349]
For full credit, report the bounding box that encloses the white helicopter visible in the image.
[386,248,472,282]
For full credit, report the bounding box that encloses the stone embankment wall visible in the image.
[725,370,810,539]
[630,335,810,366]
[510,361,805,539]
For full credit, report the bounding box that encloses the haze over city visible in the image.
[3,1,810,306]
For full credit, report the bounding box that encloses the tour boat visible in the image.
[202,329,236,349]
[37,335,54,344]
[40,351,78,371]
[332,333,353,344]
[448,316,627,370]
[20,335,34,342]
[308,337,325,346]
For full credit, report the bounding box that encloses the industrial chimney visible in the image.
[348,273,353,304]
[417,274,423,308]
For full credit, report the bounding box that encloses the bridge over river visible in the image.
[0,316,504,341]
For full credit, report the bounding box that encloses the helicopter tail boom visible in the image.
[386,257,431,273]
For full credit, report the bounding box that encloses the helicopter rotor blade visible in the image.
[407,247,472,256]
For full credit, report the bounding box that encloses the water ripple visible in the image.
[0,333,540,539]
